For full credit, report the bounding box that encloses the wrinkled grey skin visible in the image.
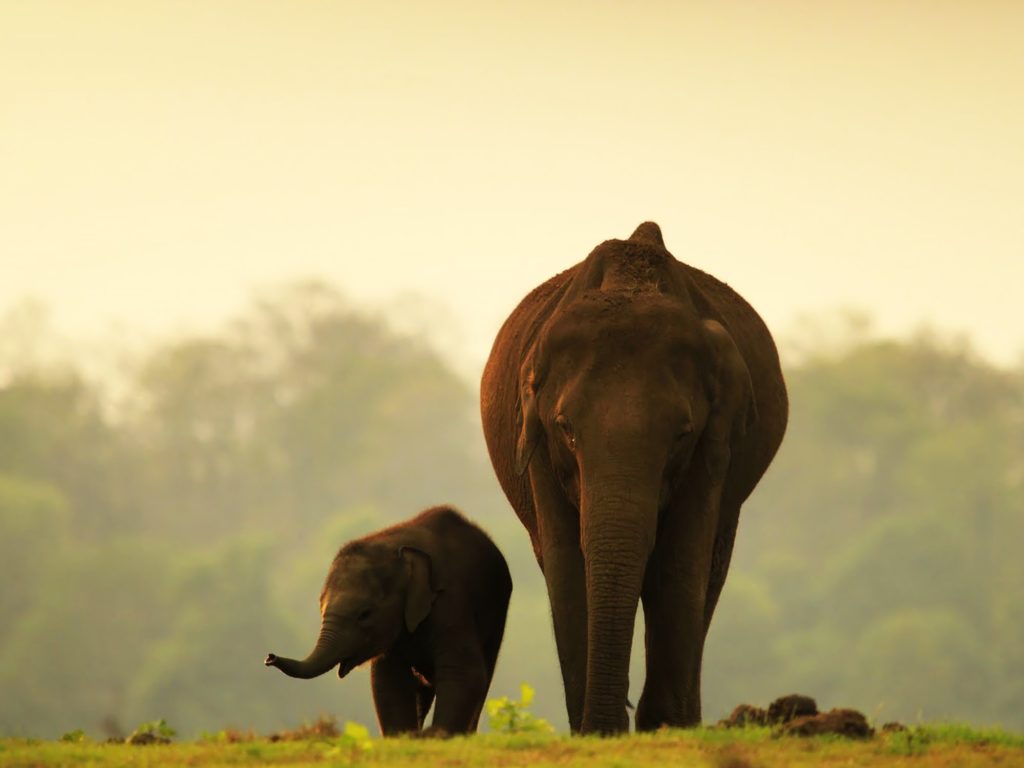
[266,506,512,736]
[481,223,788,734]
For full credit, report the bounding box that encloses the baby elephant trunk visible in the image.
[265,618,344,679]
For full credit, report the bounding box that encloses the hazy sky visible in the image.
[3,1,1023,377]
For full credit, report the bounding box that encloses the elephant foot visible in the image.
[580,708,630,735]
[635,694,700,732]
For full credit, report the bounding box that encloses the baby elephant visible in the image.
[265,505,512,736]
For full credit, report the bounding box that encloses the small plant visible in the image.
[126,718,176,745]
[342,721,373,749]
[485,683,554,734]
[268,714,340,741]
[59,729,88,743]
[331,721,374,753]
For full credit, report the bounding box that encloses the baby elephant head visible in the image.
[265,542,439,680]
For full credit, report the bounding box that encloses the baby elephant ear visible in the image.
[400,546,439,633]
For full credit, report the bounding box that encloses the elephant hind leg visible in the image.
[472,587,511,730]
[703,498,742,635]
[415,678,435,729]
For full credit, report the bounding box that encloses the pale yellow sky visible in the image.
[2,1,1023,374]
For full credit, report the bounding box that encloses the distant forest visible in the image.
[1,283,1021,737]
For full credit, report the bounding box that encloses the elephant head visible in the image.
[513,227,756,731]
[266,542,439,679]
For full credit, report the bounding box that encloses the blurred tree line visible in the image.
[0,289,1020,736]
[703,325,1024,729]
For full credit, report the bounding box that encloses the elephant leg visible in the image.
[429,643,489,734]
[415,677,435,729]
[470,603,509,731]
[541,539,587,733]
[703,496,742,636]
[635,482,720,731]
[531,474,587,732]
[371,654,422,735]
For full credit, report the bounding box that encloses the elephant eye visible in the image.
[357,607,372,622]
[675,424,695,441]
[555,415,575,449]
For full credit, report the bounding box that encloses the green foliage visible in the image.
[0,284,496,738]
[850,610,989,720]
[0,370,131,538]
[124,539,300,734]
[697,573,781,709]
[0,474,69,641]
[121,282,490,544]
[486,684,555,734]
[885,724,1024,756]
[326,721,373,754]
[2,298,1023,739]
[58,729,87,743]
[705,326,1024,731]
[917,723,1024,748]
[0,539,177,737]
[129,719,177,740]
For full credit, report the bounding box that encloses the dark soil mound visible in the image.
[719,693,819,727]
[720,695,872,739]
[777,708,874,739]
[720,703,771,727]
[767,694,818,723]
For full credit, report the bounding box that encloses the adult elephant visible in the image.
[480,222,787,734]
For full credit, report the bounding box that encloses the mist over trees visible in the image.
[703,330,1024,728]
[0,286,1021,737]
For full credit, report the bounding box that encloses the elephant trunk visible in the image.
[579,467,659,734]
[265,616,344,679]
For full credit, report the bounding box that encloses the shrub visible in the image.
[485,683,554,734]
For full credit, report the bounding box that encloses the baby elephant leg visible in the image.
[415,675,435,728]
[428,645,489,735]
[371,654,424,735]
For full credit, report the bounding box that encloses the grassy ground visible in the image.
[2,725,1023,768]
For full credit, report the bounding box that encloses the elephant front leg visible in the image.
[635,479,721,731]
[541,539,587,732]
[428,644,489,734]
[371,654,424,735]
[636,560,706,730]
[531,473,587,732]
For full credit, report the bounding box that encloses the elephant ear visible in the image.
[401,546,440,633]
[701,319,757,477]
[514,351,543,476]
